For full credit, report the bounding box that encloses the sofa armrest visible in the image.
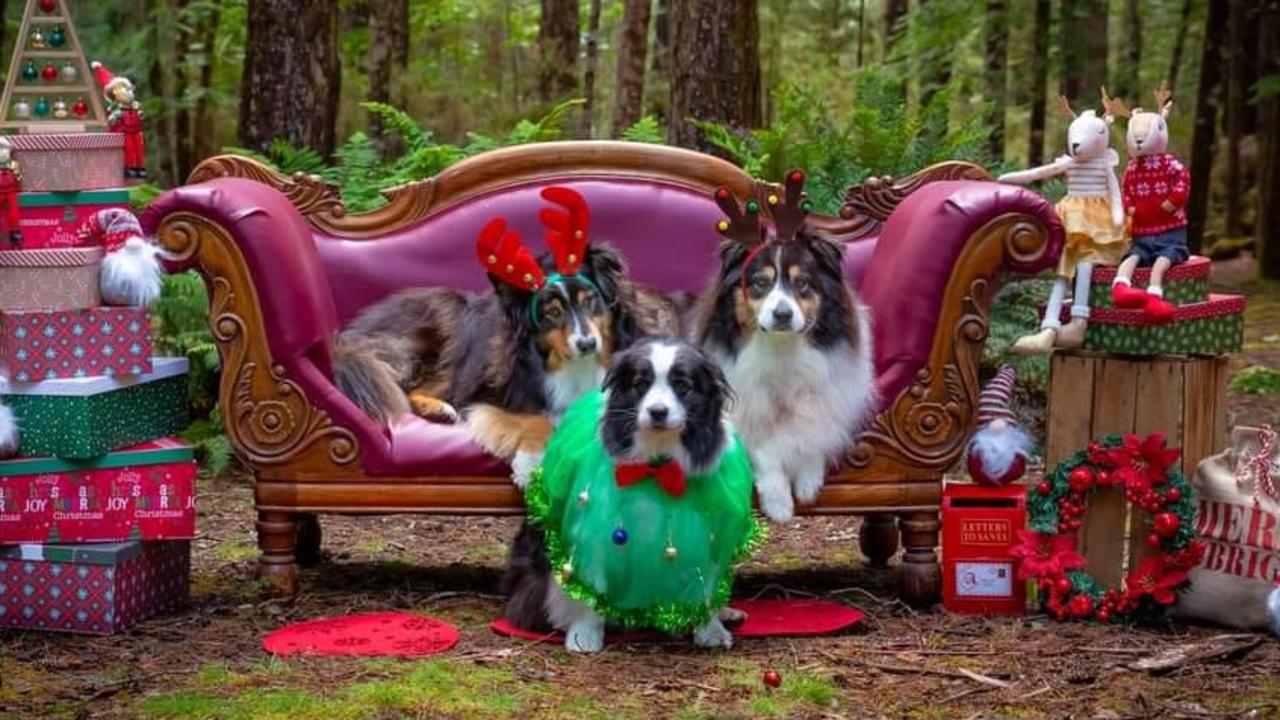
[843,180,1063,477]
[142,179,373,474]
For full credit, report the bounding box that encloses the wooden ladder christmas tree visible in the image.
[0,0,108,133]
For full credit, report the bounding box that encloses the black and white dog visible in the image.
[691,172,877,523]
[502,338,747,652]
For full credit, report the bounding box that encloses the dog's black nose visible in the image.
[772,305,793,324]
[575,336,598,354]
[1071,142,1080,154]
[647,405,669,424]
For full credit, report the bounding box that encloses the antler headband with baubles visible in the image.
[474,186,601,320]
[712,170,815,299]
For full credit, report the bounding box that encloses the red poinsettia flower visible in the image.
[1165,541,1206,571]
[1125,555,1189,605]
[1136,433,1181,486]
[1008,530,1086,580]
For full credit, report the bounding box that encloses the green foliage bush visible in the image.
[1230,366,1280,395]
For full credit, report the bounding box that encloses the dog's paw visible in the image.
[693,617,733,650]
[792,462,826,505]
[757,481,795,524]
[511,449,542,490]
[564,615,605,653]
[718,606,747,626]
[409,393,459,424]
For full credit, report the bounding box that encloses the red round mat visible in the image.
[490,598,863,644]
[263,612,459,658]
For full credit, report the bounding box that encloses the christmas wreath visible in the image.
[1011,433,1204,623]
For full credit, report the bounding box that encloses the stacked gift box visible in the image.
[0,0,193,637]
[1053,256,1247,356]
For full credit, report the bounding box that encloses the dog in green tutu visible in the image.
[502,338,762,652]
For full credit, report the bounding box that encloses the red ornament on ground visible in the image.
[763,670,782,688]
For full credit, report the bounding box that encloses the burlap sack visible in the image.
[1174,426,1280,629]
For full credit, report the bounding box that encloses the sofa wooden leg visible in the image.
[898,511,941,607]
[859,514,899,567]
[296,514,323,568]
[256,511,299,596]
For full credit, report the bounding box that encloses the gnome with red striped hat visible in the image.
[91,60,146,179]
[78,208,163,307]
[966,364,1033,486]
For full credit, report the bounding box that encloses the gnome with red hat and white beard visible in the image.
[966,364,1034,486]
[78,208,163,307]
[90,60,146,179]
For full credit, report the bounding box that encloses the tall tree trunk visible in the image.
[1187,0,1229,254]
[538,0,580,103]
[579,0,603,137]
[649,0,671,124]
[367,2,392,142]
[882,0,908,60]
[1119,0,1141,100]
[174,0,193,180]
[148,0,181,186]
[390,0,409,71]
[984,0,1007,163]
[1256,0,1280,279]
[917,0,952,113]
[192,3,221,163]
[1058,0,1107,102]
[667,0,762,152]
[856,0,865,68]
[1225,0,1249,238]
[1168,0,1194,91]
[1028,0,1050,167]
[239,0,341,156]
[611,0,652,137]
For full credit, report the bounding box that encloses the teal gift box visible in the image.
[0,357,189,459]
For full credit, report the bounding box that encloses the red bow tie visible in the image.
[615,457,687,498]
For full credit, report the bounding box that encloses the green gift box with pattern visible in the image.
[0,357,189,459]
[1081,295,1245,356]
[1088,256,1210,309]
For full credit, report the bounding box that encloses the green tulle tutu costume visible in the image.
[526,390,763,634]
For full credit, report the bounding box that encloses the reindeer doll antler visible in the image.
[1100,86,1132,121]
[1153,81,1174,118]
[538,186,590,276]
[476,217,546,291]
[1054,95,1078,119]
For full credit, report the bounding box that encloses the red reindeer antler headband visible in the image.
[475,186,598,297]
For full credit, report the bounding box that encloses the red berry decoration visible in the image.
[1056,577,1072,593]
[1166,487,1182,503]
[1068,467,1095,494]
[1096,470,1112,486]
[1037,481,1052,495]
[1097,609,1111,623]
[1154,513,1181,538]
[762,670,782,689]
[1147,532,1163,548]
[1069,594,1094,618]
[715,187,731,201]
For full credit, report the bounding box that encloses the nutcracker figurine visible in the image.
[0,138,22,245]
[90,61,146,179]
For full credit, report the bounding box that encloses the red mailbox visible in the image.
[942,482,1027,615]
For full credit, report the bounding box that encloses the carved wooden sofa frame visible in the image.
[148,142,1061,605]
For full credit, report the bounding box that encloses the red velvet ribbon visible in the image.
[615,458,687,498]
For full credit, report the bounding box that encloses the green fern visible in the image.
[621,116,664,144]
[508,98,586,144]
[332,132,389,212]
[360,101,433,151]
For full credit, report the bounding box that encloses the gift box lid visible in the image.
[0,356,188,397]
[17,189,132,209]
[1089,256,1210,286]
[0,437,193,478]
[1086,293,1246,327]
[0,540,144,566]
[8,133,124,151]
[0,246,104,268]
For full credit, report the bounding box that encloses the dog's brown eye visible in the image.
[751,275,771,291]
[793,277,811,294]
[544,305,562,322]
[672,378,691,395]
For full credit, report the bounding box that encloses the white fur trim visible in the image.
[100,238,164,307]
[968,423,1033,479]
[0,402,18,458]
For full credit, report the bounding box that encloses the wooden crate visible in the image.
[1046,351,1229,588]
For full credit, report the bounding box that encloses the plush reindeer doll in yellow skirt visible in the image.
[998,92,1130,354]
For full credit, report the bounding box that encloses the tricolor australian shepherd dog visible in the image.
[691,171,878,523]
[503,338,753,652]
[334,187,680,485]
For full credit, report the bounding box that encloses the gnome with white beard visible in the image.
[966,364,1033,486]
[79,208,164,307]
[0,400,17,459]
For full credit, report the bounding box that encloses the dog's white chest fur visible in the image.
[717,332,875,522]
[544,357,605,418]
